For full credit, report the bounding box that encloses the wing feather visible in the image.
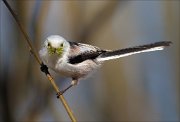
[68,41,105,64]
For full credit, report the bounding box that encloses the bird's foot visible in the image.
[40,63,49,75]
[56,92,62,98]
[56,79,78,98]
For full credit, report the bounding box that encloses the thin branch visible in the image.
[2,0,77,121]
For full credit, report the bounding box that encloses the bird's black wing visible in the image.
[68,41,106,64]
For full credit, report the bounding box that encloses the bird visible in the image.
[39,35,171,94]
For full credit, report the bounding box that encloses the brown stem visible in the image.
[2,0,77,121]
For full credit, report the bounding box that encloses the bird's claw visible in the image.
[56,91,63,98]
[40,63,49,75]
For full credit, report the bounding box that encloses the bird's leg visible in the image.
[56,79,78,98]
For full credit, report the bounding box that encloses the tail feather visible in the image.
[97,41,172,62]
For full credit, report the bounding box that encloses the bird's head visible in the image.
[44,35,69,56]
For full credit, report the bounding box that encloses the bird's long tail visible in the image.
[97,41,172,62]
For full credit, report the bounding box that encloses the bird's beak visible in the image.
[48,46,55,54]
[56,47,63,56]
[48,46,63,56]
[47,46,63,56]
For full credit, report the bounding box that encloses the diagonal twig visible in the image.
[2,0,77,121]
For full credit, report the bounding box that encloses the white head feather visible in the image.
[44,35,67,48]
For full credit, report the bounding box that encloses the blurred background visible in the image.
[1,0,180,121]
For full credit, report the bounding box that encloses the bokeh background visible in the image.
[1,0,180,121]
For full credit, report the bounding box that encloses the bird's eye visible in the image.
[61,43,63,47]
[47,42,51,47]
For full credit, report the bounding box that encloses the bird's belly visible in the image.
[55,60,101,78]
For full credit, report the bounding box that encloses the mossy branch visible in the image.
[2,0,77,121]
